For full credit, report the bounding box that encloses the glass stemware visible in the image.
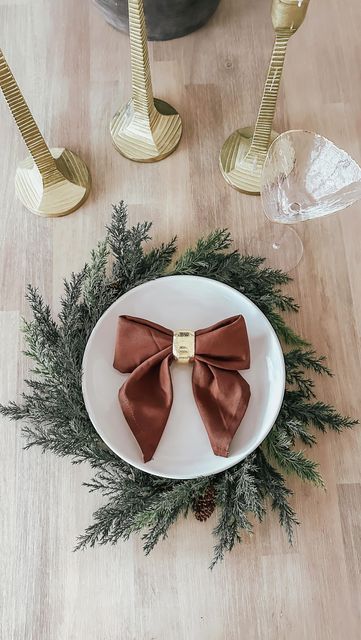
[259,130,361,270]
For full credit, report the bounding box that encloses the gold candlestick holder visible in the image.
[110,0,182,162]
[0,49,91,217]
[219,0,310,195]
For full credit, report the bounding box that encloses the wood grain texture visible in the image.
[0,0,360,638]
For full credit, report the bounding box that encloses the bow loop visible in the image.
[113,315,172,373]
[195,315,250,370]
[113,314,251,463]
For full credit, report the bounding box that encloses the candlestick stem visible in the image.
[110,0,182,162]
[219,0,311,195]
[0,49,91,216]
[245,32,289,165]
[0,49,61,185]
[129,0,155,120]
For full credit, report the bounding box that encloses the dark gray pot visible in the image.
[93,0,221,41]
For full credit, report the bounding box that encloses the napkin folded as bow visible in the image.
[113,315,251,462]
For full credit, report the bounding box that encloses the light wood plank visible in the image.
[0,0,360,638]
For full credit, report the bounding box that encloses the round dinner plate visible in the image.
[82,275,285,479]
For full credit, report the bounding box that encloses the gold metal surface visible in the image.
[0,49,91,217]
[219,0,310,195]
[110,0,182,162]
[173,330,195,364]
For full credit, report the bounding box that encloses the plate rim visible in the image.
[82,274,286,479]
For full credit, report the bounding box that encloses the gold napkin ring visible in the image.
[172,330,195,363]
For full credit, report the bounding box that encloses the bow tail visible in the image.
[192,360,251,457]
[119,349,173,462]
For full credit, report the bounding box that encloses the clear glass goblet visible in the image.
[259,130,361,271]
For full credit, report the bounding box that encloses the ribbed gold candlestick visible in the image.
[220,0,310,195]
[110,0,182,162]
[0,49,91,217]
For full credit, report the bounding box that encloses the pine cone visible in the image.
[193,485,216,522]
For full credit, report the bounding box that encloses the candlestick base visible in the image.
[15,148,91,217]
[219,126,279,195]
[110,97,182,162]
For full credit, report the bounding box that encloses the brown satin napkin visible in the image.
[113,315,251,463]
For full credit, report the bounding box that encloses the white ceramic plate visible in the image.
[82,276,285,479]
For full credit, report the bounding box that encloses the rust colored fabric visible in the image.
[113,315,251,462]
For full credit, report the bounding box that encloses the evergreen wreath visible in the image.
[1,202,357,567]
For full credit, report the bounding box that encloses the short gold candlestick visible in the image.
[219,0,310,195]
[0,49,91,217]
[110,0,182,162]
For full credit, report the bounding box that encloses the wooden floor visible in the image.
[1,0,361,638]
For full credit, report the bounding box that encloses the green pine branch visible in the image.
[0,202,357,567]
[256,449,299,544]
[282,391,358,433]
[264,429,324,487]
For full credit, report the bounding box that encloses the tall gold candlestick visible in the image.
[110,0,182,162]
[0,49,91,217]
[219,0,310,195]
